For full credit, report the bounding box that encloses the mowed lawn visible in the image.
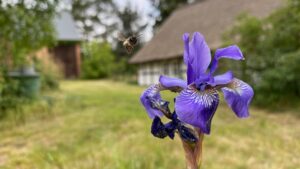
[0,80,299,169]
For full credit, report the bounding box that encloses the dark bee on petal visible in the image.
[118,32,141,54]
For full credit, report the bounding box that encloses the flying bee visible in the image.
[118,33,141,54]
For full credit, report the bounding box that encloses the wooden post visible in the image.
[74,43,81,77]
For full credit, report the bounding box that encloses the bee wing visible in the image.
[118,32,126,41]
[136,33,142,39]
[132,33,142,40]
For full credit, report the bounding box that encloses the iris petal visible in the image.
[183,33,195,85]
[151,116,168,138]
[221,78,254,118]
[164,121,177,139]
[183,33,190,65]
[215,45,244,60]
[159,75,187,92]
[175,85,219,134]
[210,45,244,73]
[140,85,164,119]
[189,32,211,80]
[209,71,234,86]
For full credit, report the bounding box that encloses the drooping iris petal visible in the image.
[140,84,164,119]
[159,75,187,92]
[209,71,234,86]
[210,45,244,73]
[186,32,211,82]
[175,85,219,134]
[164,121,177,139]
[149,99,172,118]
[151,116,168,138]
[221,78,254,118]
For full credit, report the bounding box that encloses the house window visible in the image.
[163,63,169,75]
[174,61,180,77]
[141,66,147,76]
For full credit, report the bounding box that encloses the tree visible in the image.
[150,0,200,27]
[224,0,300,107]
[0,0,58,69]
[81,42,115,79]
[0,0,58,114]
[71,0,116,40]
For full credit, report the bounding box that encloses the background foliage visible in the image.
[0,0,58,118]
[224,0,300,107]
[81,42,115,79]
[150,0,199,27]
[0,1,57,68]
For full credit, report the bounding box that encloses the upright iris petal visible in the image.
[182,33,190,66]
[190,32,211,76]
[184,32,211,83]
[175,85,219,134]
[221,78,254,118]
[140,84,164,119]
[210,45,244,73]
[183,33,195,85]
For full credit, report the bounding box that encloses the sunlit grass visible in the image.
[0,80,299,169]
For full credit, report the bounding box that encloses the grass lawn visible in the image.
[0,80,299,169]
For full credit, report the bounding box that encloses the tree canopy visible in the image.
[0,0,58,68]
[150,0,200,27]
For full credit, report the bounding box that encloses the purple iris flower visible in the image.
[140,32,254,135]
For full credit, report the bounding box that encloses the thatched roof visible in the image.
[130,0,282,64]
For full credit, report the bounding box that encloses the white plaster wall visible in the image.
[138,66,145,86]
[137,59,187,86]
[152,64,160,84]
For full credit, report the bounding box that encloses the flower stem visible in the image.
[181,128,204,169]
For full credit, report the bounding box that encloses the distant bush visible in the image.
[255,51,300,106]
[81,42,115,79]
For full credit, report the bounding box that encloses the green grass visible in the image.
[0,80,299,169]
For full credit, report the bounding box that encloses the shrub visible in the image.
[81,42,115,79]
[255,50,300,106]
